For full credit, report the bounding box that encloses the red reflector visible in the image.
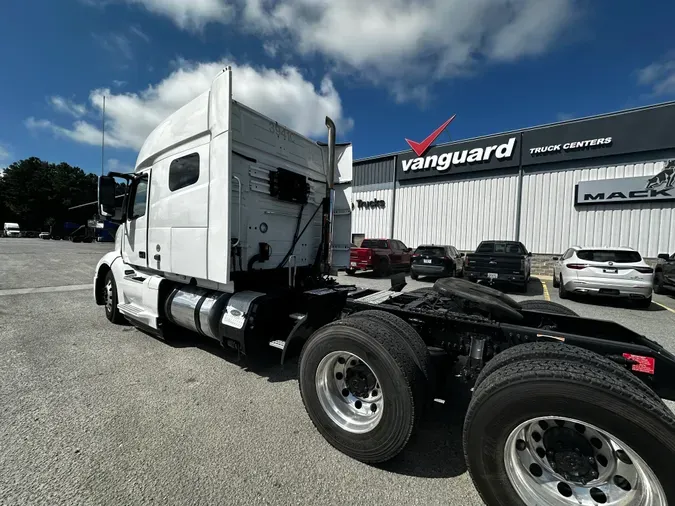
[566,264,588,270]
[622,353,655,375]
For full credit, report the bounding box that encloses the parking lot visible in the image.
[1,239,675,506]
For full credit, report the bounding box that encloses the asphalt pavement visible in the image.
[1,238,675,505]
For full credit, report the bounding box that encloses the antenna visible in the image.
[101,95,106,177]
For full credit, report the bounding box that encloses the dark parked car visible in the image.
[464,240,532,292]
[348,239,412,277]
[410,245,464,280]
[655,252,675,294]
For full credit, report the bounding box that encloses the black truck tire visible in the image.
[349,310,433,389]
[103,270,125,324]
[464,358,675,506]
[518,300,578,316]
[376,258,390,277]
[473,342,662,403]
[299,316,425,463]
[654,272,665,294]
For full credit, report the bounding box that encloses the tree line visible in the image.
[0,157,111,233]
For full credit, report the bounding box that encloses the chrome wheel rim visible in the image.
[104,280,113,312]
[505,416,666,506]
[315,351,383,434]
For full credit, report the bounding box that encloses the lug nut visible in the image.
[588,456,595,465]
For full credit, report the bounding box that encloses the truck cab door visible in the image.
[122,172,149,268]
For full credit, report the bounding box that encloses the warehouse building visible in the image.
[351,101,675,265]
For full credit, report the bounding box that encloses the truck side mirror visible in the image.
[658,253,670,260]
[98,176,124,223]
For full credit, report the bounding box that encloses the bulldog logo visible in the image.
[646,160,675,190]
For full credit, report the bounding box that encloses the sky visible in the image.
[1,0,675,175]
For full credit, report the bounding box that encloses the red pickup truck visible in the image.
[347,239,412,277]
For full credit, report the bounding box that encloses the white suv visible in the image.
[552,247,654,308]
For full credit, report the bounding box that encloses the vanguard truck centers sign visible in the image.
[401,137,516,174]
[398,117,520,181]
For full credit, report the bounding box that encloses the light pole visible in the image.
[101,95,106,177]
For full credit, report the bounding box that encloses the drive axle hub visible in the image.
[345,365,376,398]
[544,427,598,483]
[504,416,666,506]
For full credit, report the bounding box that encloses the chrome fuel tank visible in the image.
[165,285,232,340]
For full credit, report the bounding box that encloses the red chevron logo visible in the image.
[405,114,456,157]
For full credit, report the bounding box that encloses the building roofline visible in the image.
[354,99,675,165]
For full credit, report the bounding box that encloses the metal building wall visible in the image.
[351,157,396,239]
[520,159,675,257]
[351,188,394,238]
[393,175,520,251]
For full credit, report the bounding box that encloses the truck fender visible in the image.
[281,314,313,365]
[93,252,126,305]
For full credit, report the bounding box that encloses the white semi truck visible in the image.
[3,222,21,237]
[94,67,675,505]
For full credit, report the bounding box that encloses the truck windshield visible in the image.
[476,242,524,254]
[415,247,445,256]
[361,240,388,249]
[576,250,642,263]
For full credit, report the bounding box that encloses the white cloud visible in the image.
[130,25,150,42]
[112,80,127,88]
[637,57,675,96]
[126,0,233,30]
[84,0,578,100]
[263,41,278,58]
[92,32,134,60]
[556,112,575,122]
[245,0,577,80]
[0,143,12,176]
[107,158,134,172]
[0,143,10,162]
[26,116,113,147]
[50,96,87,118]
[25,59,351,151]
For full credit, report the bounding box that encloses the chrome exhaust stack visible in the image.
[323,116,337,275]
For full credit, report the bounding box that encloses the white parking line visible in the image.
[0,284,93,297]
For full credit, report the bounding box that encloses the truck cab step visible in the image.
[289,313,306,321]
[269,340,285,350]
